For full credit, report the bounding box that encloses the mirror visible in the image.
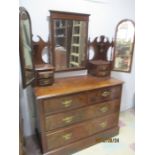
[113,19,135,72]
[42,46,49,63]
[19,7,35,88]
[49,11,89,72]
[88,46,95,60]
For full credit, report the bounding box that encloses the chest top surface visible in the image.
[34,75,123,99]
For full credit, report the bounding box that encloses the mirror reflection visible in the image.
[42,46,49,64]
[113,20,135,72]
[88,46,95,60]
[53,19,87,71]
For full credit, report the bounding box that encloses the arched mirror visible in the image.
[113,19,135,72]
[19,7,35,88]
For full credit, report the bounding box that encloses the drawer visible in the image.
[43,93,87,115]
[38,71,54,79]
[96,70,110,77]
[38,78,54,86]
[97,64,110,71]
[46,112,119,150]
[45,99,120,131]
[88,85,121,104]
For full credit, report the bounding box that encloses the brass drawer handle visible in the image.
[62,100,72,107]
[101,90,111,97]
[62,133,72,140]
[100,122,107,128]
[63,116,73,123]
[100,106,108,113]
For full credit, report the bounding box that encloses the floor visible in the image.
[25,109,135,155]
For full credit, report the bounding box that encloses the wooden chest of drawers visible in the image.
[34,75,123,155]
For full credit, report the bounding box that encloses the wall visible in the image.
[19,0,135,136]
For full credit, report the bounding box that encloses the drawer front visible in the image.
[88,85,121,104]
[90,69,110,77]
[43,93,87,115]
[97,64,110,71]
[46,113,119,150]
[38,78,53,86]
[96,70,110,77]
[38,71,54,79]
[45,99,120,131]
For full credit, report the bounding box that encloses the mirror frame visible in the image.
[49,10,90,72]
[19,7,35,88]
[113,19,135,73]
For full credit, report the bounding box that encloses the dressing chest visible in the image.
[34,75,123,155]
[19,8,124,155]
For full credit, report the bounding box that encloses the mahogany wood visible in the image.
[34,75,123,154]
[45,126,119,155]
[33,36,50,65]
[34,75,123,99]
[45,99,120,131]
[88,35,114,61]
[46,112,119,150]
[34,64,55,86]
[87,35,114,77]
[43,92,87,115]
[49,11,90,21]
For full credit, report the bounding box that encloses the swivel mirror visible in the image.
[113,19,135,72]
[19,7,35,88]
[49,11,89,72]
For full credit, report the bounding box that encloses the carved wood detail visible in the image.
[88,35,114,61]
[32,35,50,65]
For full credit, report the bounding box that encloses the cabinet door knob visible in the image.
[62,116,73,123]
[101,91,111,97]
[100,122,107,128]
[62,100,72,107]
[62,133,72,140]
[100,106,108,113]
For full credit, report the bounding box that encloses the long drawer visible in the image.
[46,112,119,150]
[45,99,120,131]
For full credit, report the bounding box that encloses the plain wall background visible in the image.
[19,0,135,136]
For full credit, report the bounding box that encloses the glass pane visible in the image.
[19,8,35,88]
[113,20,134,72]
[53,19,87,71]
